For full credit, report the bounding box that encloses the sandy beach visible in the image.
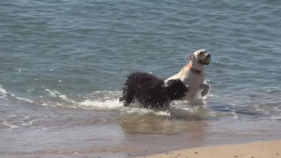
[135,140,281,158]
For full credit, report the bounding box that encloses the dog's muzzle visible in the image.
[199,54,211,65]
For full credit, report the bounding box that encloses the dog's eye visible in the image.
[199,52,204,55]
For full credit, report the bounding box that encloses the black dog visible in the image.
[119,72,188,109]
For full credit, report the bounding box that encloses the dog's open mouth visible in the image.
[199,58,211,65]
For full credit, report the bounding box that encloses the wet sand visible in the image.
[3,140,280,158]
[135,140,281,158]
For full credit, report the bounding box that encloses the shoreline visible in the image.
[1,140,280,158]
[135,140,281,158]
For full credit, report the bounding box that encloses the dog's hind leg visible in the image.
[122,92,134,106]
[119,96,124,102]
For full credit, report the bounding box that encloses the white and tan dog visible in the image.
[165,49,211,100]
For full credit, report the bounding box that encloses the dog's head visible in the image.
[189,49,211,70]
[164,79,189,100]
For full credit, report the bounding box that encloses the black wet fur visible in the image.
[119,72,188,109]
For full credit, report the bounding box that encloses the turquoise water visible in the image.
[0,0,281,157]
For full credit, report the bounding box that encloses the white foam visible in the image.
[0,88,217,118]
[79,99,123,110]
[78,98,170,116]
[168,103,208,119]
[125,106,170,116]
[0,85,34,103]
[2,122,18,129]
[0,85,8,97]
[45,89,77,104]
[14,96,34,103]
[45,89,61,97]
[0,85,12,101]
[231,110,239,119]
[75,91,215,117]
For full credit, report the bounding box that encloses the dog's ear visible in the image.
[189,54,195,61]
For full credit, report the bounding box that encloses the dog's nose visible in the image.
[206,54,211,58]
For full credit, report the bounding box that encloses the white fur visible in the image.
[166,49,211,100]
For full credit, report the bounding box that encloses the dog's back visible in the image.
[120,72,167,108]
[120,72,188,109]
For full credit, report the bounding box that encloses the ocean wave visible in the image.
[0,85,8,99]
[0,85,34,103]
[1,86,280,120]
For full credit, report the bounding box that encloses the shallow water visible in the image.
[0,0,281,157]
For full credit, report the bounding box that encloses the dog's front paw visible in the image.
[201,84,210,97]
